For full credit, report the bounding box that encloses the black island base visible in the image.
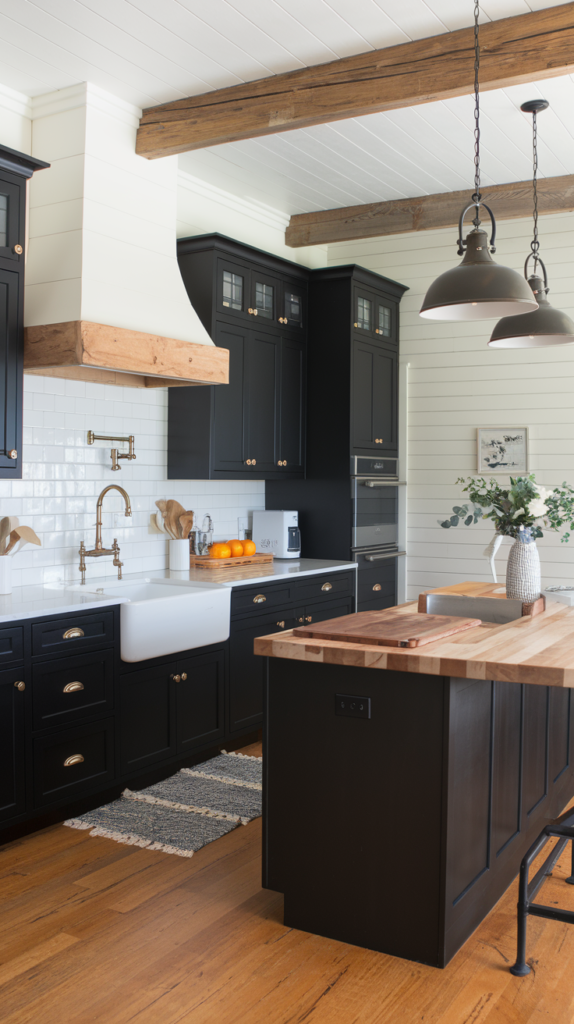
[262,658,574,967]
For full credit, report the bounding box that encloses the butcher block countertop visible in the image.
[253,586,574,688]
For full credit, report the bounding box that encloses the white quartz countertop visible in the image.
[0,559,357,623]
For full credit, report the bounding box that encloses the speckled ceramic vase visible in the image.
[506,528,541,603]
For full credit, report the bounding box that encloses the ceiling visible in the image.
[2,0,573,216]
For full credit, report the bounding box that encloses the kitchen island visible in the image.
[255,593,574,967]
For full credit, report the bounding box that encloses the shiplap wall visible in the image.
[329,212,574,598]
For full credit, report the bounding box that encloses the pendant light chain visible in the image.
[472,0,481,227]
[531,109,540,270]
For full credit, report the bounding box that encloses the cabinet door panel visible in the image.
[279,337,304,473]
[216,257,249,320]
[0,267,21,473]
[0,668,26,822]
[177,650,225,752]
[352,339,397,453]
[212,322,249,473]
[0,178,22,262]
[229,611,290,733]
[120,665,176,773]
[303,598,354,625]
[245,329,280,472]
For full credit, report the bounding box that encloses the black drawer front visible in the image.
[292,572,354,603]
[33,717,115,805]
[0,625,23,665]
[357,592,396,613]
[231,585,293,616]
[32,610,115,656]
[358,561,396,610]
[32,649,115,731]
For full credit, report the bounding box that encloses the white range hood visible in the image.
[23,84,228,388]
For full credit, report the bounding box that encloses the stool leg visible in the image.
[510,858,531,976]
[565,838,574,885]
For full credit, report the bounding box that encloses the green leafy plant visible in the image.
[439,475,574,542]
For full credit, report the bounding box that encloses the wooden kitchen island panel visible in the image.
[259,596,574,967]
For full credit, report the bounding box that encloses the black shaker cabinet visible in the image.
[0,145,49,480]
[0,667,26,822]
[168,234,307,481]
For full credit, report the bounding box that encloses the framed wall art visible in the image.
[477,427,529,475]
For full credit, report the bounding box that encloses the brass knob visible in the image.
[63,681,84,693]
[14,680,25,691]
[246,459,252,465]
[64,754,84,767]
[276,621,285,628]
[277,460,282,466]
[8,450,17,459]
[321,582,333,592]
[297,616,304,623]
[252,459,256,465]
[253,309,258,316]
[373,584,382,592]
[170,674,181,683]
[248,308,253,314]
[14,244,23,255]
[181,672,187,681]
[354,322,358,328]
[63,627,85,639]
[282,460,287,466]
[253,594,266,604]
[305,615,313,622]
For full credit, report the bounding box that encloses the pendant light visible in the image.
[489,100,574,348]
[420,2,538,322]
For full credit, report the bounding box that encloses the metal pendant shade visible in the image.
[420,2,538,323]
[489,99,574,349]
[489,273,574,348]
[420,228,538,321]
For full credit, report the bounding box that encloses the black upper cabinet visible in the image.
[306,266,407,477]
[0,146,49,480]
[169,234,307,480]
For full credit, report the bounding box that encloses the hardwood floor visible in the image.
[2,743,574,1024]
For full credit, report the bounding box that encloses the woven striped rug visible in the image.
[64,751,262,858]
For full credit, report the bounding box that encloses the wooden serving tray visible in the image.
[292,609,482,648]
[190,552,273,569]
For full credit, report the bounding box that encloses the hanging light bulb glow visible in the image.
[420,2,538,322]
[489,99,574,348]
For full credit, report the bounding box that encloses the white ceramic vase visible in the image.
[169,538,190,570]
[506,528,541,603]
[0,557,12,595]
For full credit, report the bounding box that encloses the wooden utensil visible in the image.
[0,516,11,554]
[164,499,186,539]
[179,511,194,539]
[293,609,482,648]
[4,525,42,556]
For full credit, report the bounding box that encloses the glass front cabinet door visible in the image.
[280,279,305,330]
[353,286,397,346]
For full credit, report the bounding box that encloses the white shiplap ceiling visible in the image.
[1,0,573,214]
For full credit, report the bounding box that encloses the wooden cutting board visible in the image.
[292,609,482,648]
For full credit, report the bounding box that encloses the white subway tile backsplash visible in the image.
[11,376,265,584]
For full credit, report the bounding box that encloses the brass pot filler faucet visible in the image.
[79,485,132,584]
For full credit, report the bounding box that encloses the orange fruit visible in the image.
[242,539,256,556]
[227,540,244,557]
[209,542,232,559]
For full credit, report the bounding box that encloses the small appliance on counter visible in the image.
[252,510,301,559]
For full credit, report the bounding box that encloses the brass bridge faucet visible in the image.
[79,485,132,584]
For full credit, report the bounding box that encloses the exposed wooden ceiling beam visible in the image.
[284,175,574,247]
[137,4,574,159]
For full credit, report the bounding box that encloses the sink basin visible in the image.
[423,592,523,624]
[66,578,231,662]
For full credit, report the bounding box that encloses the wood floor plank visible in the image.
[0,933,79,988]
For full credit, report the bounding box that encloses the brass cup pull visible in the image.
[14,680,25,691]
[276,621,285,628]
[64,754,85,767]
[63,627,85,640]
[373,584,382,592]
[253,594,267,604]
[321,582,333,592]
[63,681,85,693]
[171,674,181,683]
[305,615,313,622]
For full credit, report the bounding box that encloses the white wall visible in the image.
[329,213,574,598]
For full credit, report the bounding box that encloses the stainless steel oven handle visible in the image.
[362,479,405,487]
[364,551,406,561]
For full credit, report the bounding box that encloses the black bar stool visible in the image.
[511,807,574,976]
